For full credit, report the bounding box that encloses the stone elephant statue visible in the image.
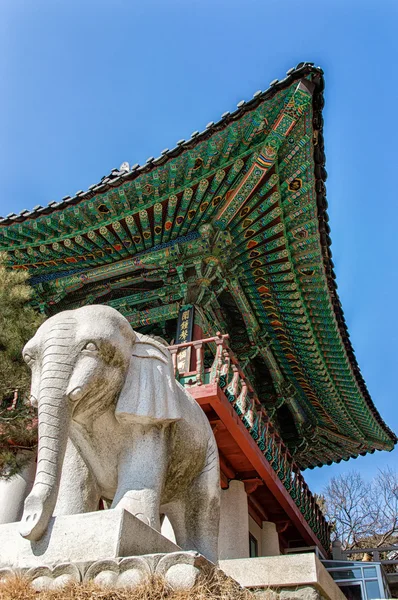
[20,305,220,563]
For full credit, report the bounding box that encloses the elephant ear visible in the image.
[115,334,182,425]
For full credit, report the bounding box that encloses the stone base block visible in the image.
[220,554,346,600]
[0,508,179,568]
[0,551,214,592]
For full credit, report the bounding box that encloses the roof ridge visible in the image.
[0,62,322,224]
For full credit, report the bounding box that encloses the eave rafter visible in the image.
[1,64,395,467]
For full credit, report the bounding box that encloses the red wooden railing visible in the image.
[168,333,331,552]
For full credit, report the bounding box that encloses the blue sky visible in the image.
[1,0,397,493]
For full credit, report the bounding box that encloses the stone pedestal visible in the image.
[218,480,249,560]
[261,521,280,556]
[0,509,220,592]
[0,508,179,568]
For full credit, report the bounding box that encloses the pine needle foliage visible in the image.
[0,253,43,478]
[0,253,43,399]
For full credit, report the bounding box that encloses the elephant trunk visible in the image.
[20,324,74,541]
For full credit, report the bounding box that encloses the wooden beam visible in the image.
[276,520,290,534]
[220,471,229,489]
[248,495,269,523]
[248,498,263,528]
[243,478,263,495]
[219,450,236,480]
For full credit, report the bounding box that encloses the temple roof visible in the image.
[1,62,396,467]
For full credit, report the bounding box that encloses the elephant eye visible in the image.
[83,342,98,352]
[23,353,35,366]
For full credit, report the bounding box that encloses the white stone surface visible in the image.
[218,480,249,560]
[0,551,215,591]
[0,455,35,524]
[156,551,209,589]
[161,515,177,544]
[27,564,81,591]
[219,553,346,600]
[164,564,200,590]
[261,521,280,556]
[0,508,180,568]
[16,305,220,563]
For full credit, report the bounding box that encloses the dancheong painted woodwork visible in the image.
[1,62,396,552]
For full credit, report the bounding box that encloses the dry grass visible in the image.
[0,571,272,600]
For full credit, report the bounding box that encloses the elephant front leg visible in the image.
[53,439,100,516]
[111,425,167,532]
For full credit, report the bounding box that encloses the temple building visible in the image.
[1,62,396,560]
